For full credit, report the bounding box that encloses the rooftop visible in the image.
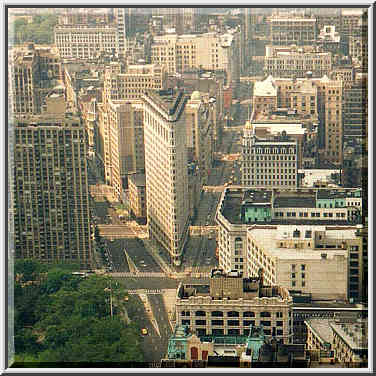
[143,89,188,121]
[253,75,277,97]
[248,226,353,260]
[329,321,368,350]
[305,319,334,344]
[274,195,316,208]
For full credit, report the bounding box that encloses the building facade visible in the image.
[264,45,332,78]
[10,44,62,115]
[175,269,293,343]
[241,122,298,188]
[13,114,92,268]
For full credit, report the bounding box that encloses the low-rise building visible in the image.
[216,187,365,301]
[175,269,293,343]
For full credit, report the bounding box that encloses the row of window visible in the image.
[180,311,284,318]
[181,319,285,327]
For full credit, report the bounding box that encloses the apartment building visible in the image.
[317,25,341,55]
[10,44,62,115]
[215,187,365,301]
[241,122,298,188]
[13,114,92,268]
[97,99,144,198]
[175,269,293,343]
[264,45,332,78]
[142,89,190,266]
[329,320,368,366]
[150,32,240,88]
[268,15,317,46]
[103,62,168,102]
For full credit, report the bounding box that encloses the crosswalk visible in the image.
[127,289,162,295]
[110,272,167,278]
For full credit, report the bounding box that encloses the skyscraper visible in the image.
[13,114,93,268]
[142,89,190,266]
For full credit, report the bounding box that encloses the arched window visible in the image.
[211,311,223,317]
[227,311,239,317]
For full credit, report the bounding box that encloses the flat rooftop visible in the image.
[305,319,334,343]
[274,196,316,208]
[248,227,354,260]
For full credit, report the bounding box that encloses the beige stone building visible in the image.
[150,31,240,88]
[349,36,368,70]
[264,45,332,78]
[97,99,144,199]
[142,90,190,266]
[175,269,293,343]
[54,24,119,60]
[103,62,168,103]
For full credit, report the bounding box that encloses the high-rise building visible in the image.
[10,44,62,115]
[142,89,190,266]
[13,114,92,268]
[97,99,144,198]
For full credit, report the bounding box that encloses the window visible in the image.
[301,265,306,271]
[260,312,271,318]
[182,319,190,325]
[276,312,283,318]
[260,320,271,326]
[301,273,305,279]
[211,311,223,317]
[195,320,206,326]
[277,329,284,336]
[211,320,223,326]
[243,320,255,327]
[195,310,206,317]
[291,273,296,279]
[227,320,239,326]
[292,281,296,287]
[227,311,239,317]
[243,311,255,317]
